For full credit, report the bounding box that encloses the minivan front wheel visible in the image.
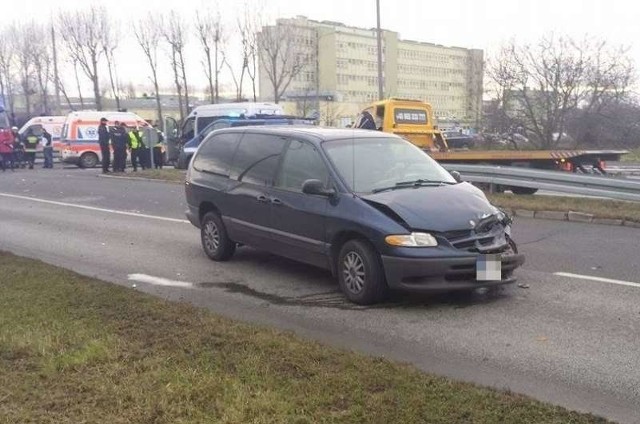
[338,240,388,305]
[201,212,236,261]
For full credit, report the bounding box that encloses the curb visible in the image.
[511,209,640,228]
[97,173,184,185]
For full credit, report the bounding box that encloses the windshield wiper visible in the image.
[371,179,454,193]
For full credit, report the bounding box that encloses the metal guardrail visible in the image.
[442,164,640,202]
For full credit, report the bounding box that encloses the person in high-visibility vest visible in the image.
[21,128,40,170]
[128,126,146,172]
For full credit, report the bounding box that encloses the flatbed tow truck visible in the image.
[355,98,628,194]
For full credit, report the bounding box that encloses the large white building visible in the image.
[258,16,484,127]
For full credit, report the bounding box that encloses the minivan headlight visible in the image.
[385,232,438,247]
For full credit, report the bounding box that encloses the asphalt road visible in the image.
[1,167,639,423]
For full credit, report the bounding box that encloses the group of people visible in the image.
[0,126,54,172]
[98,118,164,174]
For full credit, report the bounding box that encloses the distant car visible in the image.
[185,127,524,305]
[175,116,316,169]
[443,131,474,149]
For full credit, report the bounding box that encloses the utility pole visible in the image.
[51,25,62,114]
[375,0,384,100]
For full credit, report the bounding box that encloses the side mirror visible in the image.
[449,170,462,183]
[302,179,336,197]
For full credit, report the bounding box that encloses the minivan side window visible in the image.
[276,139,329,192]
[230,133,286,186]
[192,133,241,176]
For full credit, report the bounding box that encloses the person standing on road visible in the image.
[111,122,128,173]
[0,136,14,172]
[128,126,146,172]
[42,128,53,169]
[98,118,111,174]
[22,128,40,170]
[153,139,165,169]
[11,127,25,168]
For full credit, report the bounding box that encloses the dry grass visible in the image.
[0,252,609,424]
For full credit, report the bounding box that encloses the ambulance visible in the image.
[18,116,67,154]
[61,111,149,168]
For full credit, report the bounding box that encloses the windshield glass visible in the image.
[323,136,456,194]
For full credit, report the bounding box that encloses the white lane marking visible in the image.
[128,273,193,288]
[554,272,640,289]
[0,192,189,224]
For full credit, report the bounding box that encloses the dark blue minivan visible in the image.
[185,127,524,304]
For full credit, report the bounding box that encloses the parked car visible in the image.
[175,115,316,169]
[185,127,525,304]
[443,131,475,149]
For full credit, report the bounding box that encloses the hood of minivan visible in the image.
[361,182,499,232]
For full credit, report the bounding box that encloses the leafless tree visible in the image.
[238,3,261,102]
[72,59,85,109]
[59,5,111,111]
[0,27,17,118]
[487,35,635,148]
[258,22,306,103]
[103,20,121,110]
[31,24,53,115]
[134,14,163,124]
[11,22,37,115]
[163,12,190,119]
[195,7,225,103]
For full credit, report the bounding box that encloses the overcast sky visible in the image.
[1,0,638,96]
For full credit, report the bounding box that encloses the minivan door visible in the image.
[269,138,331,269]
[225,133,287,250]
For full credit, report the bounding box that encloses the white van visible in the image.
[179,102,284,142]
[19,116,67,153]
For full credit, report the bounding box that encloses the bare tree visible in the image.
[12,22,36,115]
[31,24,53,115]
[163,12,190,119]
[0,27,17,118]
[225,54,246,101]
[195,7,225,103]
[72,59,85,109]
[134,13,163,124]
[238,3,261,102]
[487,35,635,148]
[258,22,306,103]
[103,20,121,110]
[59,5,111,110]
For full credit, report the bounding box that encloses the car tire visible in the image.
[201,212,236,261]
[337,240,388,305]
[79,152,99,169]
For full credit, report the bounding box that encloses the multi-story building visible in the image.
[258,16,484,127]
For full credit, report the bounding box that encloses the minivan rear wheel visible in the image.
[338,240,388,305]
[201,212,235,261]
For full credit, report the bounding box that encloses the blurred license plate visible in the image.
[476,254,501,281]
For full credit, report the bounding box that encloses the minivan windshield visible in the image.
[323,136,456,194]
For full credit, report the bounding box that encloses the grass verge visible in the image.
[0,252,608,423]
[488,193,640,223]
[620,148,640,162]
[131,168,186,183]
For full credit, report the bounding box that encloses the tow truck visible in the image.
[354,98,628,194]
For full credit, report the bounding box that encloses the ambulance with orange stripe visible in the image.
[61,111,149,168]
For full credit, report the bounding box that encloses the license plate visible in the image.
[476,254,501,281]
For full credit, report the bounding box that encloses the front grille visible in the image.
[440,215,510,254]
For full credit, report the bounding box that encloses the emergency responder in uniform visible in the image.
[153,138,165,169]
[98,117,111,173]
[128,126,146,171]
[22,128,39,169]
[11,127,25,168]
[111,122,128,173]
[42,128,53,168]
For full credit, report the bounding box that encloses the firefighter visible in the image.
[128,126,146,172]
[98,117,111,173]
[22,128,39,169]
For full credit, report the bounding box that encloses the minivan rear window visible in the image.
[230,133,286,186]
[192,133,241,176]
